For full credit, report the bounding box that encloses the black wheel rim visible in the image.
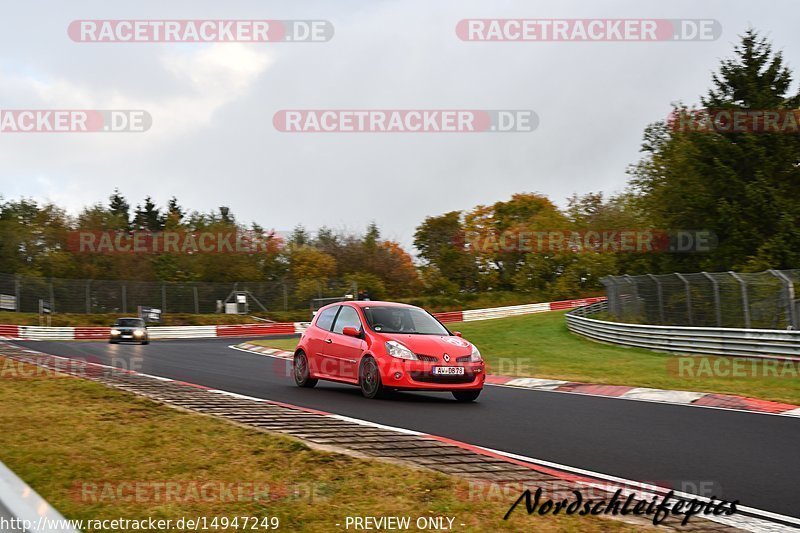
[295,354,307,383]
[362,360,378,394]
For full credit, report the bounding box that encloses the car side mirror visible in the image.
[452,331,462,337]
[342,326,361,338]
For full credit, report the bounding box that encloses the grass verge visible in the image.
[0,356,639,532]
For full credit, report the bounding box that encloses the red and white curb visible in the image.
[487,375,800,417]
[232,342,293,359]
[230,342,800,418]
[0,341,794,533]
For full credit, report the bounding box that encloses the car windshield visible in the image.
[116,319,144,327]
[362,306,450,335]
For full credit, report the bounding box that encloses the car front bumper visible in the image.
[378,359,485,391]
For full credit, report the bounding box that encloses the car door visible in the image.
[305,305,340,376]
[327,305,366,382]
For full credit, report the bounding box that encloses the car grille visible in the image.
[409,371,475,384]
[415,354,438,362]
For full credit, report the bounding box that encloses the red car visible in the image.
[293,301,485,401]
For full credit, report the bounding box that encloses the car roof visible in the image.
[321,300,416,311]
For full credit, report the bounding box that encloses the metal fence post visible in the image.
[193,286,200,314]
[85,280,91,314]
[601,277,615,317]
[14,275,21,312]
[675,273,693,325]
[729,271,750,328]
[769,270,798,329]
[121,282,127,313]
[49,279,55,314]
[161,282,167,314]
[702,272,722,327]
[646,274,665,324]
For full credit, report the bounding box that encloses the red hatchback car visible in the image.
[293,301,485,401]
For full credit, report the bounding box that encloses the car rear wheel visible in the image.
[452,390,481,402]
[294,351,317,388]
[359,356,383,399]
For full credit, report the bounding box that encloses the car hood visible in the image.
[378,333,473,356]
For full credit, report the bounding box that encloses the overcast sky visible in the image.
[1,0,798,249]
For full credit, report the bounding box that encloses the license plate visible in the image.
[122,335,132,338]
[432,366,465,375]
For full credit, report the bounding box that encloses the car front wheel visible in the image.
[359,356,384,399]
[293,351,317,388]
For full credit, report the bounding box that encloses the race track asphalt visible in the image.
[11,337,800,521]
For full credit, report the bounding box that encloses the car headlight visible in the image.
[470,345,483,362]
[385,340,417,361]
[134,329,145,336]
[110,329,121,336]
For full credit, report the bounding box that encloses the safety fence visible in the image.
[0,273,357,314]
[566,300,800,361]
[602,269,800,330]
[0,297,602,340]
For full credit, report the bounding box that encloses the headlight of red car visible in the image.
[469,345,483,362]
[385,340,418,361]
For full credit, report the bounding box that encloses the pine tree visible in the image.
[630,29,800,271]
[108,189,130,230]
[133,196,162,231]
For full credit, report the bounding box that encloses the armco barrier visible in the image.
[566,301,800,360]
[18,326,76,340]
[433,311,464,323]
[0,324,19,338]
[75,326,109,340]
[217,323,296,337]
[0,296,606,340]
[149,325,217,340]
[0,459,80,533]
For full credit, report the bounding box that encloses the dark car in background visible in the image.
[109,317,149,344]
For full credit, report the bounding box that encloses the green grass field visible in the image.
[252,312,798,405]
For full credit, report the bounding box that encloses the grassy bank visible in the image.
[0,356,637,532]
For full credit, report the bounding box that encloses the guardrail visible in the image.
[0,459,80,533]
[434,297,606,323]
[566,301,800,360]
